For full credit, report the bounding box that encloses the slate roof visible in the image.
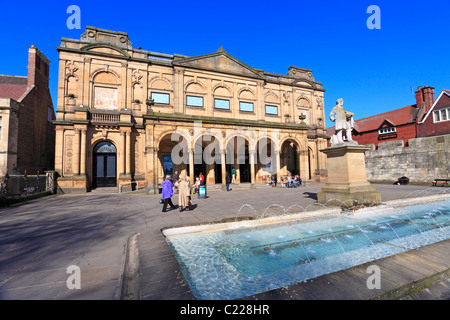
[352,105,419,133]
[0,75,28,101]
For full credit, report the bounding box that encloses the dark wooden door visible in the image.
[93,142,117,188]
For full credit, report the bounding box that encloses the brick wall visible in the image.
[15,46,55,174]
[364,134,450,184]
[353,123,417,148]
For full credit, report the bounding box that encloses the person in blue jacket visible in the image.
[162,175,176,212]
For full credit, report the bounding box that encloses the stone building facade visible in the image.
[0,46,55,177]
[54,27,328,193]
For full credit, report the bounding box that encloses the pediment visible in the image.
[378,119,395,129]
[174,50,264,79]
[81,44,130,58]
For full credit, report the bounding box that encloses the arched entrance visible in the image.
[226,136,250,183]
[194,134,222,185]
[158,133,189,183]
[256,137,278,182]
[93,141,117,188]
[280,139,300,177]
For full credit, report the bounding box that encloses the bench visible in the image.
[432,179,450,187]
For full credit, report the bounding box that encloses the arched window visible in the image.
[93,72,119,110]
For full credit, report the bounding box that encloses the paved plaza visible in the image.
[0,183,449,300]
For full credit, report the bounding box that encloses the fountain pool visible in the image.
[163,197,450,300]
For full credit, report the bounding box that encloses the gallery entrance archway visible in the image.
[93,141,117,188]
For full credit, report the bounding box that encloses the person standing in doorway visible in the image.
[172,171,178,184]
[231,167,236,184]
[172,170,179,193]
[162,175,176,212]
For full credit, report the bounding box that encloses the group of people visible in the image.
[266,174,302,188]
[284,175,302,188]
[161,171,206,213]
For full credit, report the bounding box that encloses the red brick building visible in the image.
[0,46,55,176]
[417,89,450,138]
[327,86,450,148]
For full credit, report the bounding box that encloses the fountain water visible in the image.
[163,190,450,300]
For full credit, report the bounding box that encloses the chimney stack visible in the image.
[27,45,50,88]
[422,86,435,114]
[415,86,424,108]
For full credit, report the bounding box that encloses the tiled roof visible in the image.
[0,75,28,101]
[352,105,418,132]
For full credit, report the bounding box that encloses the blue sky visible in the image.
[1,0,449,127]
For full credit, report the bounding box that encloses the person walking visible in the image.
[172,170,178,184]
[199,172,205,185]
[178,174,191,211]
[161,175,176,212]
[172,170,179,193]
[231,167,236,184]
[226,171,231,191]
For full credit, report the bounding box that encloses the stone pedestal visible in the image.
[318,144,381,206]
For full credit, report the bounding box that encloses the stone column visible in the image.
[80,129,87,176]
[54,128,64,175]
[250,148,256,189]
[275,150,281,183]
[256,82,265,121]
[221,149,226,190]
[73,128,81,175]
[189,149,194,185]
[121,130,126,175]
[173,68,184,114]
[126,131,131,175]
[298,150,306,183]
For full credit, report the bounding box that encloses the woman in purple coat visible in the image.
[162,175,176,212]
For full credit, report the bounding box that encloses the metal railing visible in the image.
[1,172,52,200]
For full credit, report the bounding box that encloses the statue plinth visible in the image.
[318,144,381,206]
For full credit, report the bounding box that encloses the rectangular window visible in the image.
[239,101,254,112]
[47,107,53,121]
[94,87,118,110]
[378,127,396,135]
[434,111,440,122]
[214,98,230,110]
[265,105,278,115]
[441,109,448,121]
[186,95,204,107]
[433,108,450,123]
[151,92,170,104]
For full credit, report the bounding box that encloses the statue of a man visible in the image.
[329,98,356,146]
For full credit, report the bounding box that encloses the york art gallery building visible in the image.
[54,27,328,193]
